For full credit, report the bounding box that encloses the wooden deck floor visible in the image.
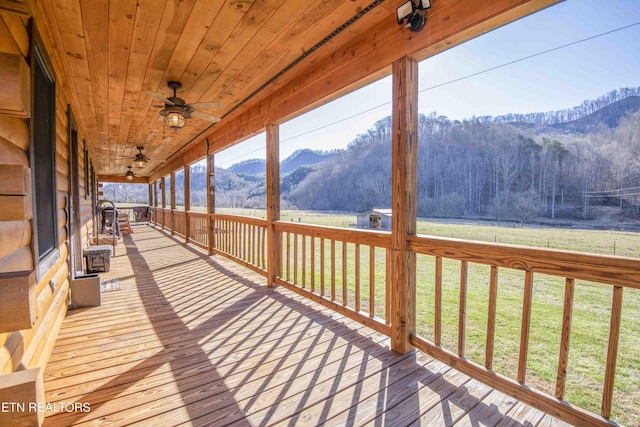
[43,225,570,426]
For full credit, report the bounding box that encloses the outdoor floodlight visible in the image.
[397,0,431,33]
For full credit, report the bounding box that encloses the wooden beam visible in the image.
[265,124,280,287]
[389,56,418,354]
[97,174,149,184]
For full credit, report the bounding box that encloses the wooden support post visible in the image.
[153,180,158,208]
[206,153,215,255]
[161,177,166,209]
[184,164,190,243]
[390,56,418,354]
[266,124,281,287]
[170,172,176,235]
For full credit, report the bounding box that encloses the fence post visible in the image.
[390,56,418,354]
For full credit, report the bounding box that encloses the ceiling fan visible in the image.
[133,146,150,169]
[146,81,222,130]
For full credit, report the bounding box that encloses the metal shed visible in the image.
[357,209,392,230]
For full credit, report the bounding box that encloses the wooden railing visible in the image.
[173,211,187,238]
[408,235,638,427]
[211,214,267,275]
[187,212,208,249]
[274,222,391,336]
[146,206,638,426]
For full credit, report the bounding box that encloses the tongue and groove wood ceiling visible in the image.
[29,0,559,177]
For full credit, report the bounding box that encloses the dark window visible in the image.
[32,45,58,262]
[84,142,89,199]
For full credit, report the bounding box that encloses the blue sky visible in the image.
[216,0,640,168]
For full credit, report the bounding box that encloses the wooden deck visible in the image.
[43,225,569,426]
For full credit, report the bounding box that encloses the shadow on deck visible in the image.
[43,225,566,426]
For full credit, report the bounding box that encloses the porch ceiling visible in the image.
[25,0,560,178]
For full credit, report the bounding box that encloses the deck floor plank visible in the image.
[43,225,568,426]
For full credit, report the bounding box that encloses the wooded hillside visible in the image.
[105,88,640,226]
[222,88,640,224]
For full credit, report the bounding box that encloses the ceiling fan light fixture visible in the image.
[134,146,149,169]
[134,156,147,169]
[165,111,186,129]
[125,166,134,181]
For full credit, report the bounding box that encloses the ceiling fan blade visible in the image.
[188,101,223,110]
[191,111,221,123]
[145,90,174,105]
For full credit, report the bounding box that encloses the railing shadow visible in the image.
[45,226,524,426]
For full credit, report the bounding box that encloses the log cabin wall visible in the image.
[0,3,96,385]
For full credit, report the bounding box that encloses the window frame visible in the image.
[30,35,59,280]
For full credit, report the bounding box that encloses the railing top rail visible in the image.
[211,213,267,227]
[274,221,392,248]
[409,234,640,289]
[186,210,208,216]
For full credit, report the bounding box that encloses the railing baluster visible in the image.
[249,224,253,264]
[518,270,534,383]
[386,248,391,325]
[486,265,499,370]
[236,221,240,258]
[286,232,291,282]
[254,224,258,266]
[370,246,375,317]
[602,285,624,419]
[302,235,306,288]
[293,233,298,284]
[223,220,227,253]
[434,256,442,346]
[230,220,234,256]
[556,277,575,400]
[320,238,325,297]
[355,243,360,312]
[242,222,247,261]
[458,260,468,357]
[262,226,266,270]
[342,241,347,305]
[310,236,315,292]
[331,240,336,301]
